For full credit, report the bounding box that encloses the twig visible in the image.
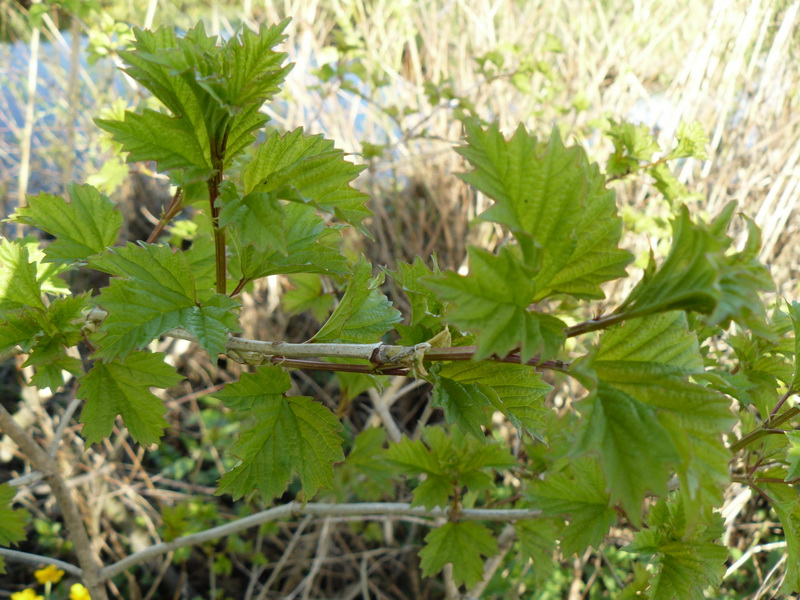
[0,403,109,600]
[48,391,81,457]
[100,502,542,581]
[724,541,786,579]
[368,377,406,443]
[0,547,83,577]
[287,517,332,600]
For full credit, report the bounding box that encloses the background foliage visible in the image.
[1,0,800,599]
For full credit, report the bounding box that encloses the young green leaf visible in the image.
[667,122,710,161]
[527,458,616,556]
[312,259,401,344]
[100,22,292,183]
[606,119,661,177]
[90,243,240,359]
[615,204,772,331]
[423,244,565,361]
[385,256,445,344]
[10,184,122,263]
[21,295,87,390]
[214,366,344,501]
[78,351,183,446]
[624,497,727,599]
[419,522,499,588]
[385,428,516,509]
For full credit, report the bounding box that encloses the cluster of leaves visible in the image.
[2,18,800,598]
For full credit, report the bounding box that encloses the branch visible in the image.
[84,308,570,374]
[0,548,83,577]
[0,403,109,600]
[100,502,541,581]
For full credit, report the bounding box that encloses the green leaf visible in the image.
[96,108,214,186]
[11,184,122,263]
[668,122,709,161]
[283,274,335,322]
[313,259,401,343]
[527,457,616,556]
[763,484,800,593]
[419,522,498,588]
[788,301,800,391]
[431,375,492,439]
[223,21,293,111]
[424,244,565,361]
[331,428,394,502]
[0,309,42,354]
[784,431,800,480]
[105,22,292,180]
[596,311,702,370]
[218,182,287,254]
[234,203,348,280]
[577,313,735,524]
[435,361,551,440]
[243,128,371,232]
[385,428,515,509]
[78,351,183,446]
[515,519,559,585]
[23,296,87,390]
[457,120,631,299]
[385,257,445,343]
[577,383,677,523]
[624,497,727,599]
[0,239,45,311]
[90,243,240,359]
[0,483,29,547]
[606,119,661,176]
[214,366,344,501]
[616,204,772,330]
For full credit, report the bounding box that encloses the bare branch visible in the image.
[0,403,109,600]
[0,547,83,577]
[100,502,542,581]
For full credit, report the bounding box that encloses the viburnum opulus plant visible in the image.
[1,18,798,600]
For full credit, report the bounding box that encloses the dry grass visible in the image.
[2,0,800,597]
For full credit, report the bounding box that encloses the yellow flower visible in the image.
[70,583,92,600]
[11,590,44,600]
[34,564,65,585]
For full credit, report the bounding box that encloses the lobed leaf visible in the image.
[423,244,565,362]
[419,522,499,588]
[457,120,632,299]
[78,351,183,446]
[243,128,371,232]
[11,184,122,263]
[313,259,401,344]
[527,458,616,556]
[214,366,344,501]
[90,243,240,359]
